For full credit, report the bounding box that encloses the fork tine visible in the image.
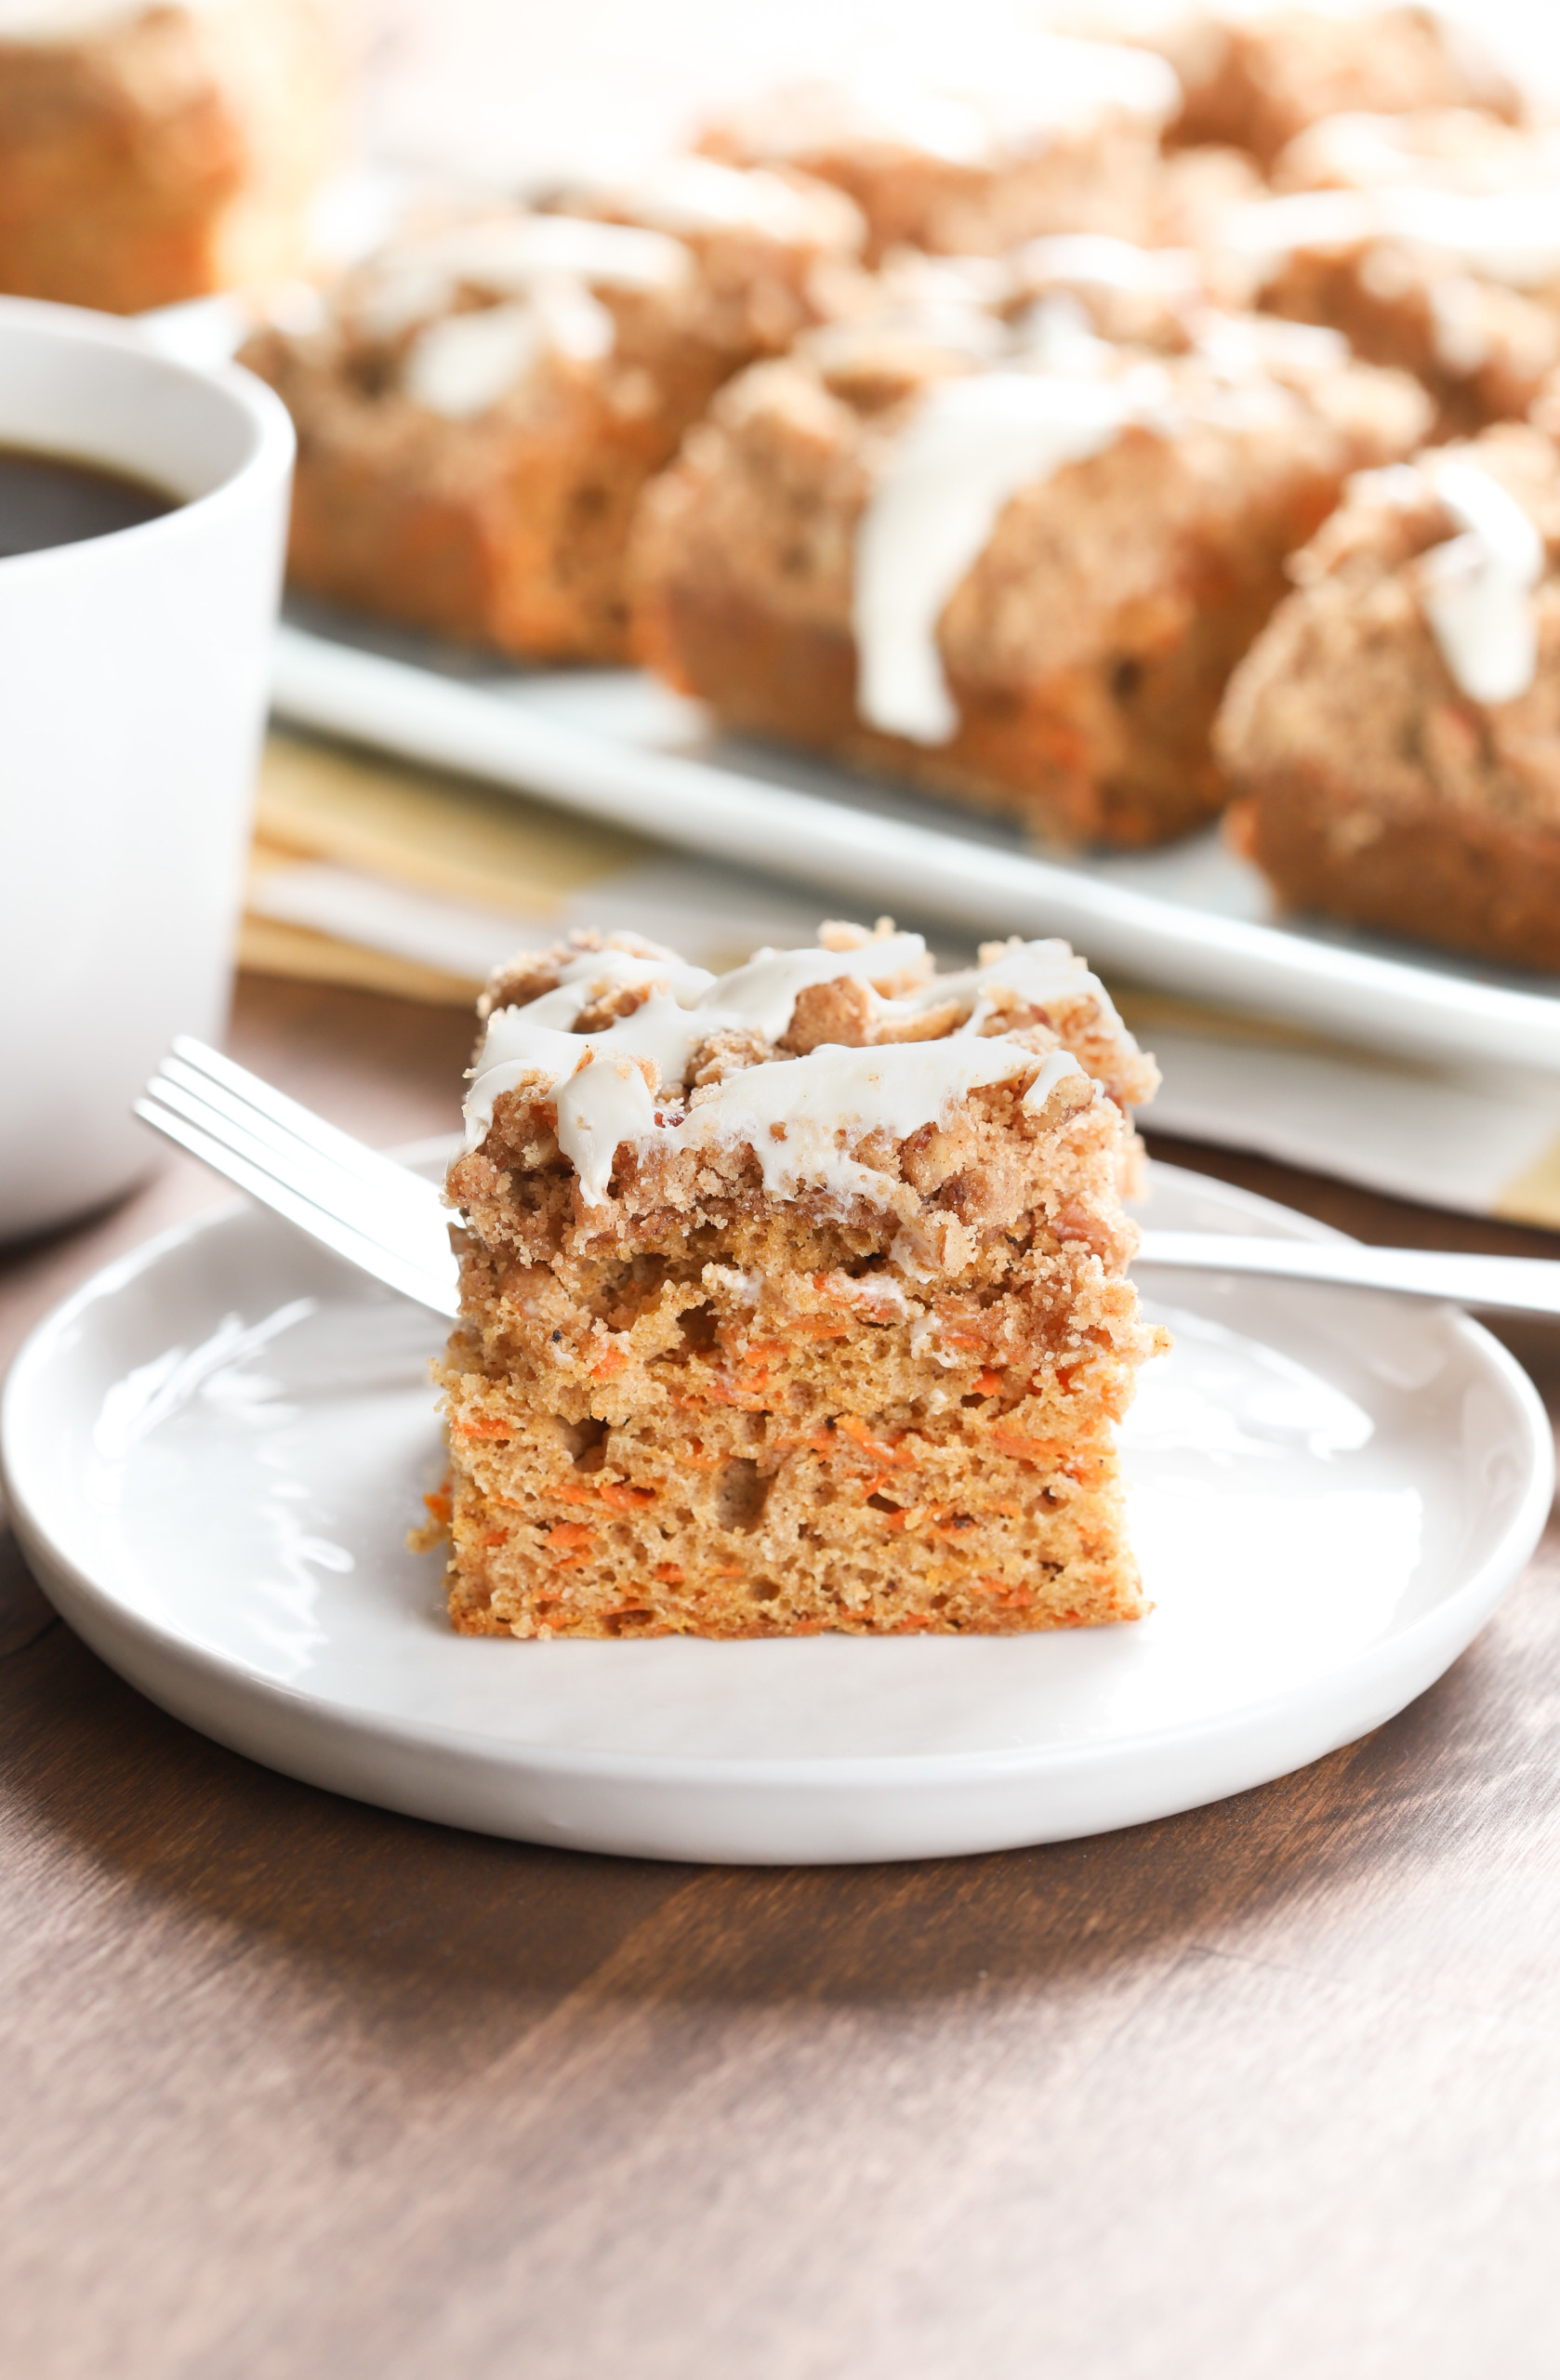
[135,1094,460,1318]
[151,1061,449,1263]
[145,1070,452,1285]
[166,1038,447,1219]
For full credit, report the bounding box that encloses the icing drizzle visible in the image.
[464,932,1113,1205]
[1419,458,1545,705]
[853,362,1175,745]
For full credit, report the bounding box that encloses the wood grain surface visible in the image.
[3,976,1559,2380]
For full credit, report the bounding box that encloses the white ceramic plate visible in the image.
[272,613,1560,1080]
[2,1159,1550,1864]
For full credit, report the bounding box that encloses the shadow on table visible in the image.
[1,1511,1540,2059]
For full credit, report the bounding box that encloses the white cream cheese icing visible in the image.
[424,215,691,298]
[402,282,615,416]
[1225,188,1560,292]
[1427,277,1493,377]
[463,932,1112,1206]
[1015,234,1204,298]
[356,212,692,351]
[852,362,1174,745]
[590,155,848,247]
[721,34,1174,176]
[1419,457,1545,705]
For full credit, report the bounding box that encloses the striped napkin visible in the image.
[245,729,1560,1233]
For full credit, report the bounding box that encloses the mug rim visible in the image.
[0,292,295,582]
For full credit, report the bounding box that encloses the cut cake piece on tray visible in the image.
[1218,421,1560,971]
[629,277,1431,849]
[437,922,1167,1640]
[696,33,1179,263]
[1149,7,1521,170]
[0,0,340,312]
[239,163,865,663]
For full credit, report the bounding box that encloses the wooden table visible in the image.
[4,974,1558,2379]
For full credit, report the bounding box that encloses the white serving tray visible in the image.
[271,606,1560,1079]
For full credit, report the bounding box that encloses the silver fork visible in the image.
[137,1040,1560,1323]
[137,1038,460,1316]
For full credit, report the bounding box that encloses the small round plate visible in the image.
[2,1160,1550,1864]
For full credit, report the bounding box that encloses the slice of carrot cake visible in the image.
[0,0,340,312]
[438,921,1166,1640]
[239,165,864,662]
[697,34,1180,263]
[1223,185,1560,438]
[629,286,1431,847]
[1149,7,1520,170]
[1218,421,1560,970]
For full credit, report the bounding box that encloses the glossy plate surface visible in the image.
[2,1161,1550,1862]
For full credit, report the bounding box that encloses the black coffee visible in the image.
[0,444,178,559]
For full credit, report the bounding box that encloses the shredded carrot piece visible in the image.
[554,1480,596,1506]
[546,1523,598,1553]
[789,1319,850,1340]
[972,1370,1003,1395]
[480,1528,509,1548]
[940,1329,985,1351]
[422,1490,453,1525]
[991,1428,1065,1463]
[597,1482,655,1511]
[654,1563,684,1584]
[838,1417,917,1465]
[972,1577,1033,1607]
[452,1416,514,1440]
[679,1442,724,1469]
[590,1345,628,1381]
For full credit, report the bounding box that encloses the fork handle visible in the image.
[1136,1231,1560,1319]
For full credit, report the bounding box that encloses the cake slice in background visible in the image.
[0,0,341,312]
[629,275,1431,847]
[696,33,1180,262]
[1218,419,1560,970]
[437,920,1165,1640]
[241,166,865,660]
[1149,6,1521,170]
[1212,110,1560,436]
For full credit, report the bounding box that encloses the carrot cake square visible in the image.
[1151,7,1519,170]
[1223,115,1560,436]
[629,279,1431,847]
[437,921,1166,1639]
[1218,421,1560,969]
[240,164,865,661]
[696,33,1180,263]
[0,0,340,312]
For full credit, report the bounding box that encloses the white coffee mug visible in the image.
[0,295,294,1242]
